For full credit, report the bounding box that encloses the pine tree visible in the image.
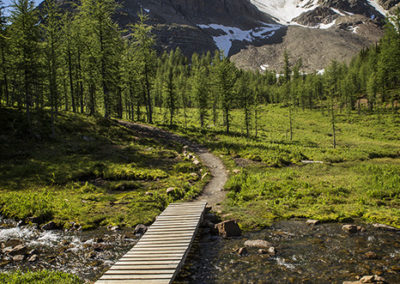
[282,50,293,141]
[131,13,156,123]
[162,55,176,126]
[42,0,61,136]
[215,57,237,134]
[9,0,41,128]
[325,60,340,148]
[78,0,120,118]
[0,0,9,106]
[192,65,209,128]
[235,72,253,137]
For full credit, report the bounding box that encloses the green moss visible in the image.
[0,270,83,284]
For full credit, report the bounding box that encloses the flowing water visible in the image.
[0,218,137,282]
[2,219,400,283]
[176,221,400,283]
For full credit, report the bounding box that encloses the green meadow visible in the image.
[0,108,208,230]
[153,105,400,229]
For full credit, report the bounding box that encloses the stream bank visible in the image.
[176,220,400,283]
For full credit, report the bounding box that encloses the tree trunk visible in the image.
[89,80,95,116]
[1,47,9,106]
[331,99,337,149]
[144,64,153,123]
[78,50,84,114]
[289,104,293,141]
[68,50,75,113]
[225,108,230,134]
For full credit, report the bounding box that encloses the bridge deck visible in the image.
[96,200,207,284]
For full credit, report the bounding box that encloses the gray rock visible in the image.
[2,247,13,254]
[360,275,386,283]
[28,249,38,255]
[41,221,57,230]
[306,219,320,225]
[268,246,276,256]
[8,245,27,256]
[244,240,272,249]
[237,247,247,255]
[166,187,175,194]
[107,225,120,231]
[258,249,268,254]
[12,255,24,262]
[28,254,38,262]
[342,224,361,233]
[134,224,147,235]
[215,220,241,238]
[372,223,399,231]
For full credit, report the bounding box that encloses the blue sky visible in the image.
[2,0,41,16]
[3,0,41,7]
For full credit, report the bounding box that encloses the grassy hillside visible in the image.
[154,105,400,229]
[0,108,208,230]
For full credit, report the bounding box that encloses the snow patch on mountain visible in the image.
[367,0,388,16]
[198,24,281,57]
[250,0,320,24]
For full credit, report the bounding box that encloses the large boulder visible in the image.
[215,220,241,238]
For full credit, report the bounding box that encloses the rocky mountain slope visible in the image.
[56,0,400,71]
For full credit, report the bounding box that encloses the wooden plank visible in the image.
[134,244,189,248]
[113,260,180,265]
[110,264,178,270]
[118,256,183,261]
[99,274,173,280]
[147,225,197,230]
[121,254,185,258]
[95,201,207,284]
[96,280,169,284]
[105,269,176,275]
[124,251,187,255]
[138,233,193,237]
[128,247,187,252]
[150,223,198,226]
[137,238,192,243]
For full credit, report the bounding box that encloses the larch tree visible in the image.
[0,0,9,106]
[325,60,340,149]
[131,13,156,124]
[214,57,237,134]
[42,0,61,136]
[282,49,293,141]
[192,65,209,128]
[9,0,41,128]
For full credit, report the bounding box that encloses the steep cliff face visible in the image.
[52,0,400,71]
[113,0,275,57]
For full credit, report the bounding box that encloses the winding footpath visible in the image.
[95,121,228,283]
[117,120,228,210]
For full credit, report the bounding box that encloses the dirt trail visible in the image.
[118,120,228,210]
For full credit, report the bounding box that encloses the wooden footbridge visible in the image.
[96,200,207,284]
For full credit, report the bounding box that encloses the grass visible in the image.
[0,270,83,284]
[152,105,400,230]
[0,107,208,229]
